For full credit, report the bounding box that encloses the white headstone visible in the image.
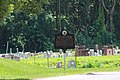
[16,48,19,54]
[99,50,102,55]
[44,51,47,58]
[10,48,12,54]
[89,49,94,56]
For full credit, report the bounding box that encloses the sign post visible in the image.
[63,49,66,70]
[55,30,75,70]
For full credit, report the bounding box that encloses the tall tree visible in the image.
[101,0,116,32]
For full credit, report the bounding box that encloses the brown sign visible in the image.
[55,30,75,49]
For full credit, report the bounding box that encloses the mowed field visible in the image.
[1,55,120,79]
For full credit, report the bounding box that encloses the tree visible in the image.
[14,0,48,15]
[101,0,116,32]
[0,0,14,25]
[1,0,120,53]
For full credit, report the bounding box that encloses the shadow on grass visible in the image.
[14,78,31,80]
[1,78,31,80]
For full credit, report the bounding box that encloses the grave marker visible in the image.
[68,60,75,68]
[56,62,62,68]
[10,48,12,54]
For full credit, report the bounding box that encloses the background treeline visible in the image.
[0,0,120,53]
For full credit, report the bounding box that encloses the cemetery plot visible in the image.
[75,45,120,57]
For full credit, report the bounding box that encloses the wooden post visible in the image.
[47,51,49,67]
[34,51,36,64]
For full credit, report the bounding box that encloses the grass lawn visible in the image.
[0,55,120,79]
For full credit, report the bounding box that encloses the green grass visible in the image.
[22,55,120,68]
[0,55,120,79]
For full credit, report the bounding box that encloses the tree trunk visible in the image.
[101,0,116,32]
[109,13,113,32]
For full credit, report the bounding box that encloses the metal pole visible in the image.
[6,41,9,54]
[63,49,66,70]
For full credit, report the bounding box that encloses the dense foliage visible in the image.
[0,0,120,52]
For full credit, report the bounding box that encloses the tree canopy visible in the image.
[0,0,120,53]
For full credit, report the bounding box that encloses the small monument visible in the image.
[56,62,62,68]
[75,45,89,56]
[103,45,113,55]
[68,60,75,68]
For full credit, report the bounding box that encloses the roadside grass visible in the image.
[0,55,120,79]
[22,55,120,68]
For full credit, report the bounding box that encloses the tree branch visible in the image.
[101,0,109,13]
[111,0,116,13]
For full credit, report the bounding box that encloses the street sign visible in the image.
[55,30,75,49]
[55,30,75,70]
